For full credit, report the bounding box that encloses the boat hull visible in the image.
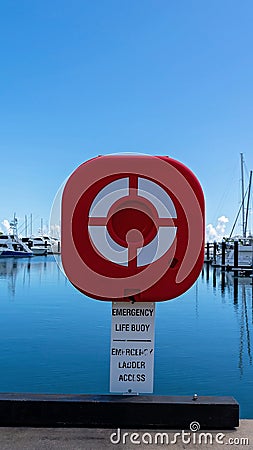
[30,247,47,256]
[0,251,33,258]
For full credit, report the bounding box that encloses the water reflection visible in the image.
[202,264,253,376]
[0,258,20,297]
[195,281,199,320]
[0,256,60,298]
[1,258,253,389]
[239,285,253,374]
[213,267,217,290]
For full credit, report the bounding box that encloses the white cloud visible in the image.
[1,219,10,233]
[206,216,229,242]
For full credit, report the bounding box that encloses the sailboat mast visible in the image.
[240,153,246,238]
[25,215,28,237]
[244,170,252,237]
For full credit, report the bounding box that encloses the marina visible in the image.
[0,154,252,424]
[205,240,253,274]
[1,0,253,442]
[205,153,253,274]
[0,255,252,418]
[0,216,61,257]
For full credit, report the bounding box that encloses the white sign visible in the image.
[110,302,155,393]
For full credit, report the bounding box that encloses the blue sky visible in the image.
[1,0,253,239]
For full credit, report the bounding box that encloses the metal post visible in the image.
[213,242,217,263]
[206,242,210,262]
[221,241,226,268]
[234,241,239,269]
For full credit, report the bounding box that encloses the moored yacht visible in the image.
[0,234,33,257]
[21,235,61,255]
[211,155,253,271]
[213,239,253,270]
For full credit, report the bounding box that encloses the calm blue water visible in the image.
[0,257,252,418]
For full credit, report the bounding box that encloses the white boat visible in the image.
[214,240,253,269]
[0,234,33,258]
[41,235,61,254]
[21,235,61,256]
[31,236,51,255]
[31,247,48,256]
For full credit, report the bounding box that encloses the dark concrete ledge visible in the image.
[0,393,239,429]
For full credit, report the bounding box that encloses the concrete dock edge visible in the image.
[0,420,252,450]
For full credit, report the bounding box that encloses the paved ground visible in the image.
[0,420,252,449]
